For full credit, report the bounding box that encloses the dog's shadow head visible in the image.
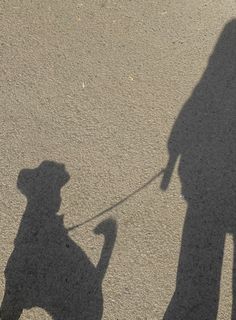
[17,161,70,213]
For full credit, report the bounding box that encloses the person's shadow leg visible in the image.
[164,203,225,320]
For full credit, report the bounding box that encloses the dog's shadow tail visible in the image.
[94,218,117,282]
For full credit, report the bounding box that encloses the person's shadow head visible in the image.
[17,160,70,213]
[1,161,117,320]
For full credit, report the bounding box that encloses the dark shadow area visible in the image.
[0,161,117,320]
[161,19,236,319]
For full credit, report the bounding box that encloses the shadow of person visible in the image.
[0,161,117,320]
[160,20,236,319]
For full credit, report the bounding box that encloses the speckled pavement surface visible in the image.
[0,1,236,319]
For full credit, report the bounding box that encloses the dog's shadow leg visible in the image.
[0,292,23,320]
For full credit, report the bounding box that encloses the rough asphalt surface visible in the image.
[0,1,236,319]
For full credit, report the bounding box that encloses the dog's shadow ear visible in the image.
[17,169,36,197]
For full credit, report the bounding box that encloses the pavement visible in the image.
[0,1,236,319]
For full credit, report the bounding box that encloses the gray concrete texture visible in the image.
[0,0,236,319]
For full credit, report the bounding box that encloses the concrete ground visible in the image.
[0,1,236,319]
